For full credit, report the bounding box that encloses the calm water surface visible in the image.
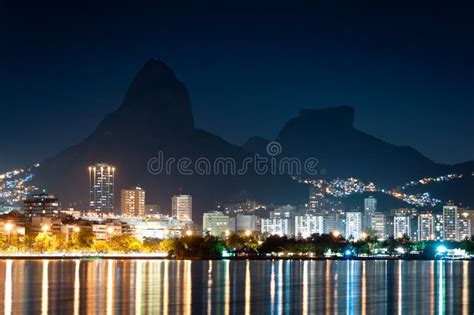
[0,259,472,314]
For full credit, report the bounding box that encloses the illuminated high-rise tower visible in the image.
[172,194,192,221]
[443,204,458,241]
[89,163,115,213]
[345,212,362,240]
[417,212,434,241]
[121,187,145,217]
[308,182,325,212]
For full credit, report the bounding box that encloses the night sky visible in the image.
[1,3,473,171]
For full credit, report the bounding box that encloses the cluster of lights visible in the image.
[296,172,459,208]
[324,178,376,197]
[0,165,39,206]
[398,174,463,190]
[387,191,441,207]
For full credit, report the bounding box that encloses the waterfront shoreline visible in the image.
[0,254,471,261]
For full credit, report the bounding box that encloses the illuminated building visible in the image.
[371,212,386,240]
[459,209,474,237]
[308,185,324,212]
[121,187,145,217]
[394,214,410,238]
[443,204,458,241]
[363,196,377,229]
[130,217,189,240]
[88,163,115,213]
[92,222,124,241]
[433,214,444,240]
[235,214,258,232]
[172,194,192,221]
[261,211,293,236]
[364,196,377,214]
[321,213,338,235]
[294,214,324,238]
[417,212,434,241]
[23,193,60,216]
[457,212,472,241]
[31,216,62,234]
[202,211,230,236]
[345,212,362,240]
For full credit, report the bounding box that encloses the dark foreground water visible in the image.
[0,259,472,314]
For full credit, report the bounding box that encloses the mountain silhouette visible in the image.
[244,106,473,188]
[34,59,473,218]
[34,59,306,220]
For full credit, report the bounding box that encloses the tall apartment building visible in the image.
[364,196,377,214]
[433,214,444,241]
[394,215,411,238]
[417,212,434,241]
[308,185,325,212]
[172,195,192,221]
[345,212,362,240]
[371,212,386,240]
[363,196,377,229]
[443,205,458,241]
[459,209,474,237]
[89,163,115,213]
[458,211,472,241]
[121,187,145,217]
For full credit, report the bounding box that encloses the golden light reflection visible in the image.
[152,261,162,313]
[4,260,12,315]
[224,260,230,315]
[462,261,468,315]
[163,260,169,315]
[245,260,251,315]
[207,261,213,315]
[183,260,192,315]
[107,260,114,315]
[302,260,308,315]
[135,260,142,315]
[41,260,49,315]
[176,260,182,314]
[361,261,366,315]
[325,261,331,312]
[74,260,80,315]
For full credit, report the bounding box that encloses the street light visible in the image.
[244,230,252,237]
[360,232,368,240]
[73,226,80,233]
[186,230,193,237]
[42,225,49,232]
[332,231,340,238]
[225,230,231,238]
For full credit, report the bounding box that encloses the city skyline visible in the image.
[1,3,474,313]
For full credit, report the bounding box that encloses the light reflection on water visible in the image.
[0,259,472,314]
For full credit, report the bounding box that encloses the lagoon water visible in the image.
[0,259,472,314]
